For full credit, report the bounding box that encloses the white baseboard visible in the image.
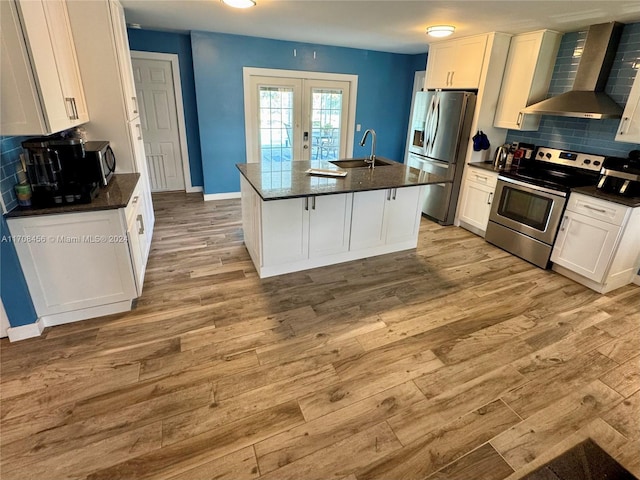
[7,318,46,342]
[204,192,241,201]
[6,300,133,342]
[186,186,203,193]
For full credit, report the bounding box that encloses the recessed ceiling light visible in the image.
[426,25,455,38]
[221,0,256,8]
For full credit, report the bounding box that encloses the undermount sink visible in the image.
[329,158,395,168]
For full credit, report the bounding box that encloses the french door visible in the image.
[246,73,352,168]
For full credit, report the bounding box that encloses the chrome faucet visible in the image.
[359,129,376,168]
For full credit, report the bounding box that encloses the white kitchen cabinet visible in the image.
[425,34,488,89]
[125,182,149,296]
[551,193,640,293]
[350,186,423,249]
[68,0,154,248]
[0,0,89,135]
[494,30,562,131]
[109,0,139,122]
[458,166,499,235]
[262,193,353,267]
[7,208,138,324]
[615,66,640,143]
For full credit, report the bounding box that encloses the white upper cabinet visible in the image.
[425,34,488,89]
[109,0,139,122]
[616,67,640,143]
[494,30,562,131]
[1,0,89,135]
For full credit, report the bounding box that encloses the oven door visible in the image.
[489,177,567,244]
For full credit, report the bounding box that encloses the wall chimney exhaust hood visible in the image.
[522,22,624,119]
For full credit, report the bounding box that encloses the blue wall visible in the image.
[190,31,426,194]
[127,29,204,188]
[0,136,38,328]
[506,23,640,156]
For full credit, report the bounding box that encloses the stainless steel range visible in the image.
[485,147,604,268]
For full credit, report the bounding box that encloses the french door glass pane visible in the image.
[259,87,293,175]
[310,88,343,163]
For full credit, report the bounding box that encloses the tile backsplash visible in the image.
[506,22,640,157]
[0,136,28,213]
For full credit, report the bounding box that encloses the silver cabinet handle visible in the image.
[137,214,145,234]
[71,98,78,120]
[583,204,607,214]
[619,117,628,135]
[446,71,451,86]
[450,71,455,86]
[136,124,142,140]
[312,196,316,210]
[132,96,138,114]
[387,189,392,201]
[304,197,309,211]
[560,215,568,231]
[487,192,493,205]
[65,98,74,120]
[132,195,139,204]
[517,112,523,126]
[475,174,488,181]
[392,188,397,200]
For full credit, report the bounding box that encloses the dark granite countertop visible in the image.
[5,174,140,218]
[571,185,640,208]
[467,161,513,174]
[237,159,450,200]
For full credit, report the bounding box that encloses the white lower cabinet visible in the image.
[457,166,498,236]
[241,182,424,278]
[7,180,149,325]
[262,193,353,267]
[551,193,640,293]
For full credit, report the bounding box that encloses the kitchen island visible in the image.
[237,159,449,278]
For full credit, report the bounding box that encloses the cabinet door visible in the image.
[128,119,155,247]
[350,190,387,250]
[309,194,352,258]
[458,179,495,232]
[127,196,148,296]
[0,0,47,134]
[450,36,487,89]
[616,67,640,143]
[262,198,309,266]
[384,186,423,244]
[425,42,456,89]
[109,0,139,121]
[7,211,136,316]
[551,211,621,282]
[41,0,88,125]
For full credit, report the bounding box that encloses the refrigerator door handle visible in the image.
[431,96,441,151]
[424,95,436,153]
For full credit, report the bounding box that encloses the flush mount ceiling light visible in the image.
[221,0,256,8]
[426,25,455,38]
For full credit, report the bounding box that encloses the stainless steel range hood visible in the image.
[522,22,624,119]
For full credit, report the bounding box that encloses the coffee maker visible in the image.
[597,150,640,197]
[22,137,99,207]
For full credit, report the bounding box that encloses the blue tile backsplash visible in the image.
[506,23,640,157]
[0,136,29,213]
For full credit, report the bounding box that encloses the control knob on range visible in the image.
[538,151,545,157]
[584,159,591,164]
[545,153,552,159]
[593,161,601,166]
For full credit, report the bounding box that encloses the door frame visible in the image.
[242,67,358,164]
[130,51,198,193]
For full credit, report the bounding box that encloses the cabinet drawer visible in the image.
[466,167,498,188]
[124,178,142,225]
[567,193,629,226]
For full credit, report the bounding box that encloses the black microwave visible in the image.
[84,141,116,187]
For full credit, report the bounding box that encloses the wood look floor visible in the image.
[1,192,639,480]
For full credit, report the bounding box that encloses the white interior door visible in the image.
[246,73,352,169]
[132,57,185,192]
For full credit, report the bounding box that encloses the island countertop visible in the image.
[237,159,449,200]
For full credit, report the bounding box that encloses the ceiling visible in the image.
[120,1,640,54]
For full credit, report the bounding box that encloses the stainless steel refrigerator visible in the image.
[407,90,476,225]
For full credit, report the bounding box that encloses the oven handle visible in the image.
[497,175,567,198]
